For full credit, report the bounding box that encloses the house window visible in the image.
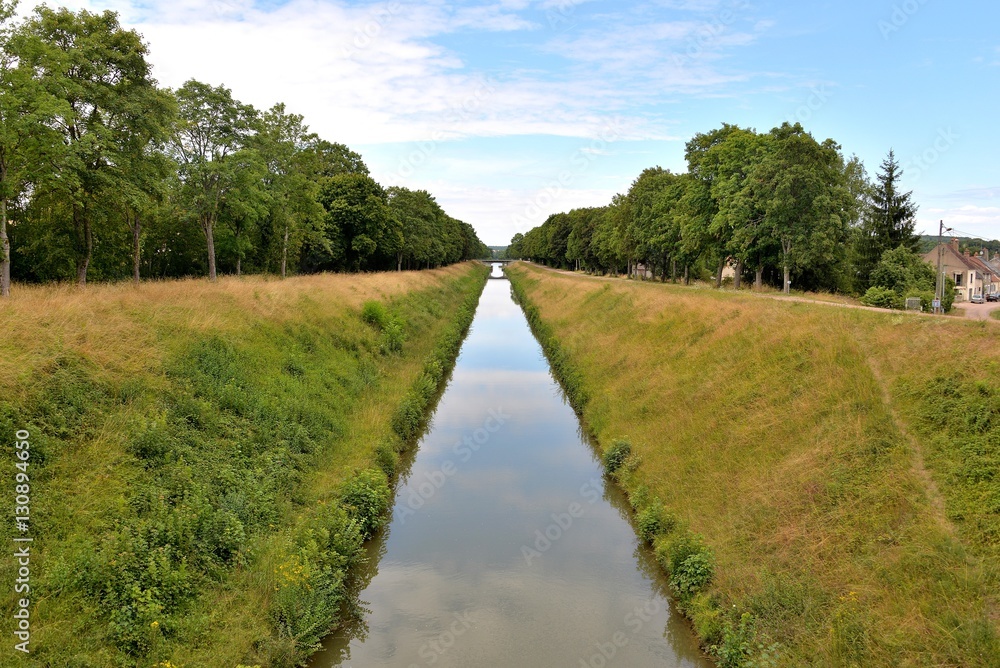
[954,273,964,286]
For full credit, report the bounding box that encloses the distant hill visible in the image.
[917,235,1000,255]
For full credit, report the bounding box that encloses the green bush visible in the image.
[861,286,902,309]
[670,550,715,598]
[340,468,392,538]
[603,439,632,474]
[379,320,405,354]
[361,301,390,329]
[636,502,675,543]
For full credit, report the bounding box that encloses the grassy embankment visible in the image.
[0,263,488,668]
[508,262,1000,668]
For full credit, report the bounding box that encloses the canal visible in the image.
[308,264,711,667]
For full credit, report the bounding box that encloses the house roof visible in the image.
[924,243,993,276]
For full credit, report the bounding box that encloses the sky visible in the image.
[20,0,1000,245]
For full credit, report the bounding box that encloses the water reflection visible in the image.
[309,272,711,667]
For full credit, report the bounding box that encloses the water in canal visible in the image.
[308,264,711,667]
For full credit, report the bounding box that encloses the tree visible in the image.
[387,187,439,270]
[252,105,322,278]
[18,6,169,286]
[744,123,851,294]
[854,149,918,290]
[318,173,392,272]
[170,80,258,281]
[0,0,50,296]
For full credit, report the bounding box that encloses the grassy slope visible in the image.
[0,263,487,667]
[508,262,1000,668]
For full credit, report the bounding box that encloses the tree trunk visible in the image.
[782,238,792,294]
[203,218,217,281]
[236,255,241,277]
[75,205,92,287]
[755,264,763,290]
[715,259,725,288]
[131,214,141,286]
[734,259,743,290]
[683,265,690,285]
[1,197,10,298]
[671,259,677,283]
[397,250,402,272]
[281,224,289,278]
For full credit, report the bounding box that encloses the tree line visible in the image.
[0,2,489,296]
[507,121,931,299]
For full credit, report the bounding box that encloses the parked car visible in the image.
[971,294,985,304]
[987,292,999,302]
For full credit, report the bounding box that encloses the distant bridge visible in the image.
[477,258,516,265]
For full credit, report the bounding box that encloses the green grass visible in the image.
[0,264,487,667]
[508,262,1000,668]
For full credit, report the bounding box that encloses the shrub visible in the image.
[861,286,902,310]
[603,439,632,474]
[670,550,715,598]
[340,468,392,538]
[379,321,405,354]
[636,502,675,543]
[361,301,390,329]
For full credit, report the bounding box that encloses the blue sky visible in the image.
[27,0,1000,245]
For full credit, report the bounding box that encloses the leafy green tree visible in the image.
[252,105,323,277]
[17,6,171,285]
[170,79,259,281]
[317,173,393,272]
[853,149,918,290]
[0,1,58,295]
[387,187,440,270]
[744,123,851,293]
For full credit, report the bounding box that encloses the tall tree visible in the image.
[18,6,168,286]
[170,80,258,281]
[853,149,918,290]
[318,173,393,272]
[744,123,851,294]
[253,104,322,278]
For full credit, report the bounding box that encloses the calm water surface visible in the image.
[308,264,711,668]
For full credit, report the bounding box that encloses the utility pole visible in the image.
[935,219,952,314]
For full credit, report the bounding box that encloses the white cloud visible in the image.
[918,204,1000,240]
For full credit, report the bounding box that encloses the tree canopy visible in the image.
[0,4,488,294]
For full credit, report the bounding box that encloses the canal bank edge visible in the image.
[505,262,1000,668]
[0,263,489,667]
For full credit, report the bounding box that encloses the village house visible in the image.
[923,238,998,301]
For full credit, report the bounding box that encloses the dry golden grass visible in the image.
[510,261,1000,667]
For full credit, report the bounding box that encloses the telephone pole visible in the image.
[935,219,952,314]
